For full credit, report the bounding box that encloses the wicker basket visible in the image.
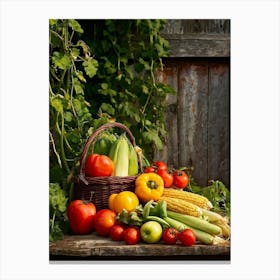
[73,122,143,211]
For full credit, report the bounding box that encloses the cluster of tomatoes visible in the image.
[109,224,196,246]
[144,161,189,189]
[67,201,141,245]
[67,199,196,246]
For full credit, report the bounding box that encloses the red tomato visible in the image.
[153,161,168,171]
[109,224,126,241]
[179,229,196,246]
[157,169,173,188]
[123,227,141,245]
[67,200,96,235]
[162,228,179,245]
[94,209,116,236]
[85,154,114,177]
[172,170,189,189]
[144,166,155,173]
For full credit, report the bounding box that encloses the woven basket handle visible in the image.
[78,122,143,185]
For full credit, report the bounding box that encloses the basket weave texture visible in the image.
[73,122,142,211]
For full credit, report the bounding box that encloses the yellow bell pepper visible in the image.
[134,173,164,203]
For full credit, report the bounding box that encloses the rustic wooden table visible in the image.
[49,233,230,261]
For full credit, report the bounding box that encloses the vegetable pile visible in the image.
[65,138,231,247]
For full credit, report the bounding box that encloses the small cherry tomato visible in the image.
[109,224,126,241]
[144,166,155,173]
[172,170,189,189]
[179,229,196,246]
[157,169,173,188]
[162,228,179,245]
[123,227,141,245]
[153,161,168,171]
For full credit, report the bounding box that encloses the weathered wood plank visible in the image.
[166,38,230,57]
[155,64,179,167]
[49,233,230,260]
[162,19,230,35]
[208,62,230,186]
[161,20,230,57]
[177,62,208,185]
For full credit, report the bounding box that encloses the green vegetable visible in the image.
[149,200,167,218]
[92,132,117,156]
[163,217,214,245]
[109,134,129,176]
[145,215,170,229]
[167,210,221,235]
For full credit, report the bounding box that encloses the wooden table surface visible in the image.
[49,233,230,261]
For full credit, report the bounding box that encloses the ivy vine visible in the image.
[49,19,174,241]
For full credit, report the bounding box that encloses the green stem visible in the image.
[59,111,71,174]
[51,210,56,232]
[49,131,62,168]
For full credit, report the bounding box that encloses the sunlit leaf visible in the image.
[82,58,98,78]
[52,52,71,70]
[68,19,84,33]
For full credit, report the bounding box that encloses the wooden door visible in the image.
[155,58,230,187]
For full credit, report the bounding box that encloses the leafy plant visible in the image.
[49,19,174,241]
[49,183,68,241]
[80,19,175,160]
[49,19,102,241]
[49,19,100,187]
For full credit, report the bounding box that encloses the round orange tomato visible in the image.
[112,191,139,213]
[85,154,114,177]
[94,209,116,236]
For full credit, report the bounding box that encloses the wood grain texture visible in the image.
[208,62,230,185]
[154,64,179,167]
[155,58,230,187]
[161,20,230,57]
[177,62,208,184]
[49,233,230,260]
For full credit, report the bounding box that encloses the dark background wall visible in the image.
[155,20,230,187]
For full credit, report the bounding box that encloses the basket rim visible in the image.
[77,122,143,186]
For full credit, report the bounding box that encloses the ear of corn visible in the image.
[109,134,129,176]
[159,196,202,217]
[201,208,227,223]
[128,142,139,176]
[211,219,231,238]
[163,188,213,209]
[167,210,222,235]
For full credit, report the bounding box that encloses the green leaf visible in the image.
[52,52,71,70]
[68,19,84,33]
[70,48,80,60]
[51,97,63,113]
[142,129,163,150]
[82,58,98,78]
[100,103,115,115]
[101,83,108,90]
[68,131,80,144]
[73,99,82,114]
[49,19,58,26]
[49,183,67,213]
[139,58,150,70]
[142,85,149,94]
[64,111,73,122]
[76,70,86,83]
[73,78,84,94]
